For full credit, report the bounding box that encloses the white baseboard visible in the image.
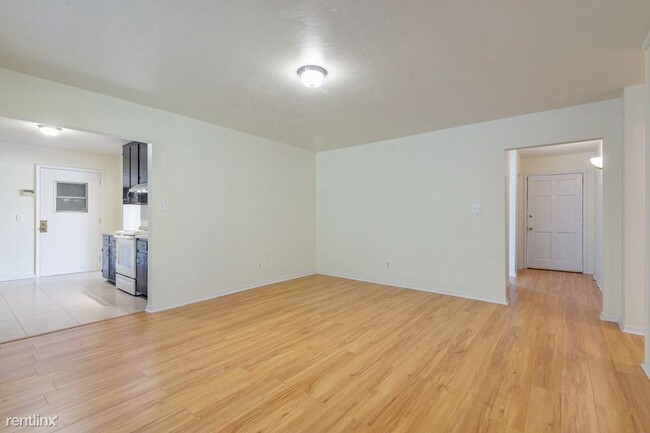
[318,271,508,306]
[600,314,620,323]
[0,274,36,283]
[594,279,603,293]
[145,271,316,313]
[600,315,646,336]
[643,363,650,380]
[621,325,645,336]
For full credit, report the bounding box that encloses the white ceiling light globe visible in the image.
[37,125,62,136]
[590,156,603,169]
[297,65,327,88]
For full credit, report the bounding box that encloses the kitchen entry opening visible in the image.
[0,114,150,343]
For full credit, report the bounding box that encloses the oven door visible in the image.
[115,237,136,279]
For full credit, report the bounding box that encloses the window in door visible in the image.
[55,181,88,213]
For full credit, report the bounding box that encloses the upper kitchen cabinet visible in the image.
[122,145,130,202]
[138,142,148,184]
[122,141,148,205]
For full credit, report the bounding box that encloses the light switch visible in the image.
[158,201,167,212]
[471,204,482,214]
[16,214,24,222]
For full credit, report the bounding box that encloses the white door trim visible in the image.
[35,165,104,278]
[524,170,587,274]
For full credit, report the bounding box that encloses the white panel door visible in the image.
[526,173,583,272]
[39,167,102,276]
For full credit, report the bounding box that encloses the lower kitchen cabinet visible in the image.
[101,245,110,280]
[102,234,116,284]
[109,238,116,282]
[136,239,148,297]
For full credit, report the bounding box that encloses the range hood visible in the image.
[128,183,148,194]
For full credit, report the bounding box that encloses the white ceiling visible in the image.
[0,116,126,155]
[518,140,601,158]
[0,1,648,152]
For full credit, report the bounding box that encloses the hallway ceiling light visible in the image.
[297,65,327,88]
[37,124,62,137]
[590,156,603,169]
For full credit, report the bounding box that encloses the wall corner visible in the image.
[644,35,650,377]
[643,363,650,380]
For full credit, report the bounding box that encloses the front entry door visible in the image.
[39,167,102,276]
[526,173,583,272]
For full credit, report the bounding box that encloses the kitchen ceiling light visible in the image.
[297,65,327,88]
[37,124,62,137]
[590,156,603,169]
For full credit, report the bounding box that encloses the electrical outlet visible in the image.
[386,262,390,269]
[158,201,167,212]
[471,203,482,214]
[257,260,262,270]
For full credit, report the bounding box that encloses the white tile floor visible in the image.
[0,272,147,343]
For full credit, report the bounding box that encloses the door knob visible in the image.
[528,214,533,218]
[528,227,533,231]
[39,220,48,233]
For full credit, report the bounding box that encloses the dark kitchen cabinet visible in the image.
[129,142,138,188]
[110,237,116,282]
[102,234,116,284]
[122,141,148,205]
[101,244,109,280]
[138,142,148,184]
[136,239,148,297]
[122,146,130,203]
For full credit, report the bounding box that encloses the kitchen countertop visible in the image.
[104,232,148,240]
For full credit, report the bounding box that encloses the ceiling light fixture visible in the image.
[37,124,62,137]
[590,156,603,169]
[297,65,327,88]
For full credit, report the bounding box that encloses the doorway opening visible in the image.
[506,140,603,285]
[0,115,151,343]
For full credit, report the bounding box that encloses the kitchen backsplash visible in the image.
[123,204,149,231]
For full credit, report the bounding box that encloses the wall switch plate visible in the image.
[158,201,167,212]
[471,204,482,214]
[16,214,24,222]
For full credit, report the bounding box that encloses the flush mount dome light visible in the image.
[37,124,62,137]
[297,65,327,88]
[590,156,603,169]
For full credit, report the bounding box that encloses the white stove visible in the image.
[114,230,147,295]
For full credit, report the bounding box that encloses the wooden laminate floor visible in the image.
[0,270,648,432]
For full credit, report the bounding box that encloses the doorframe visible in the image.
[524,170,587,274]
[35,165,104,278]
